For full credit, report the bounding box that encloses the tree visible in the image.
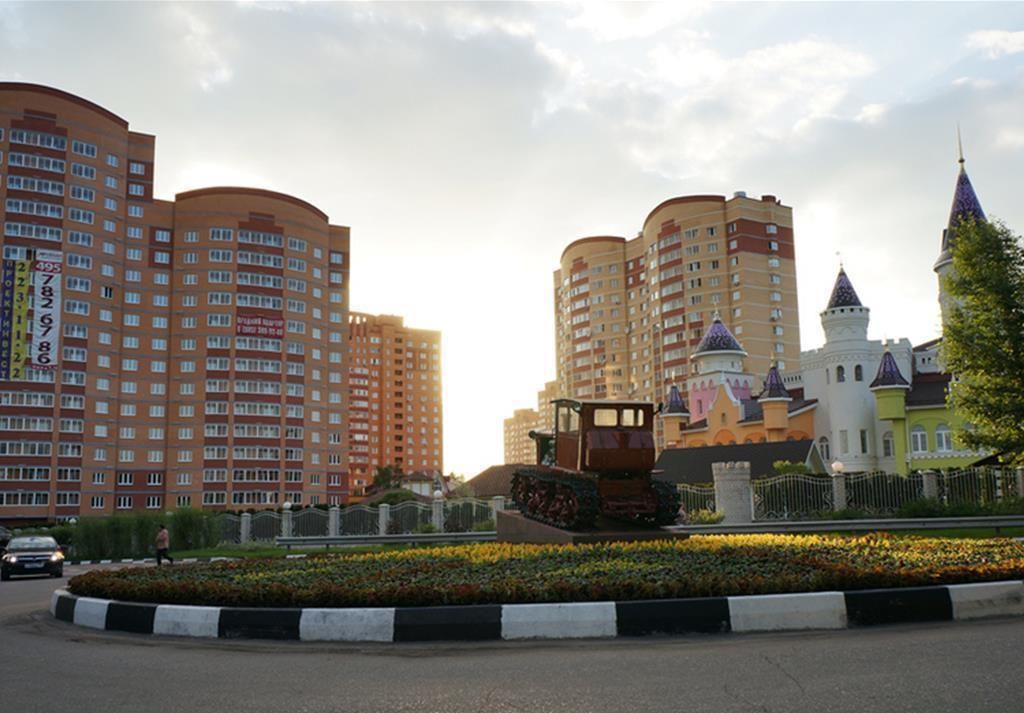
[942,216,1024,460]
[372,464,404,491]
[772,460,809,475]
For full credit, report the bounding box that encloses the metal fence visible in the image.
[251,511,281,541]
[445,498,495,532]
[340,505,379,536]
[220,513,241,545]
[677,484,716,514]
[293,508,329,537]
[753,474,833,520]
[388,501,432,534]
[939,467,1020,505]
[846,472,924,515]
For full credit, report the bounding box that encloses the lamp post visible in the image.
[831,460,845,476]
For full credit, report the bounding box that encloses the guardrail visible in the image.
[669,515,1024,536]
[276,531,497,550]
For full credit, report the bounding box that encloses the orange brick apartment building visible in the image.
[0,83,440,523]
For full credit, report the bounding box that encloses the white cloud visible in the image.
[855,103,888,124]
[966,29,1024,58]
[995,127,1024,149]
[567,1,710,42]
[172,6,234,92]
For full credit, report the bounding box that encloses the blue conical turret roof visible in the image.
[758,363,791,400]
[693,314,745,355]
[665,384,688,415]
[869,350,910,389]
[936,156,986,269]
[826,268,862,309]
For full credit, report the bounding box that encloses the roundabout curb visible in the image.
[50,579,1024,642]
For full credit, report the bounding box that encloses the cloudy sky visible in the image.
[3,2,1023,476]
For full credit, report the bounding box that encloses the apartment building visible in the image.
[503,408,539,465]
[0,83,352,522]
[347,313,443,494]
[553,193,801,446]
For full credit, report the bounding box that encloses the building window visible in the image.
[882,432,894,458]
[836,365,845,382]
[911,426,928,454]
[859,429,869,454]
[854,364,863,382]
[839,430,849,455]
[935,424,953,452]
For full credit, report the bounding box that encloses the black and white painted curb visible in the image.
[68,556,244,566]
[50,580,1024,642]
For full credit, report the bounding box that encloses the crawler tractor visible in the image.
[511,399,680,530]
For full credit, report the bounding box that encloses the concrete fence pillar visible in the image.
[712,461,753,524]
[328,506,340,537]
[240,512,252,544]
[491,496,505,522]
[281,509,293,538]
[922,470,939,500]
[1016,468,1024,499]
[378,503,390,535]
[432,498,445,531]
[831,472,847,512]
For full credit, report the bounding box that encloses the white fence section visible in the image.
[387,501,432,534]
[293,508,329,537]
[939,467,1021,505]
[845,472,924,515]
[220,514,241,544]
[677,484,716,513]
[250,511,282,541]
[753,474,833,521]
[339,505,379,536]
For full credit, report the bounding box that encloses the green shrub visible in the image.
[687,509,725,524]
[825,508,873,520]
[472,519,496,532]
[376,490,419,506]
[414,523,439,534]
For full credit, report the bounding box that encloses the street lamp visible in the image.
[831,460,845,476]
[282,501,292,511]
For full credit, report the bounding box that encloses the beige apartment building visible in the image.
[503,408,539,465]
[347,313,443,495]
[554,193,800,446]
[0,83,363,522]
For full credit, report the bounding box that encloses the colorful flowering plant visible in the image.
[67,534,1024,608]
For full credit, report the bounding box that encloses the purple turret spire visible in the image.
[869,350,910,389]
[936,142,985,270]
[826,268,862,309]
[693,313,746,355]
[664,384,688,415]
[758,362,791,400]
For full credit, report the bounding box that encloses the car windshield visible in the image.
[6,537,58,552]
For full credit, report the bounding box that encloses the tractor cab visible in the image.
[549,399,656,474]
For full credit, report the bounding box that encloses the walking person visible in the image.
[155,524,174,566]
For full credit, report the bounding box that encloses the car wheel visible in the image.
[1,569,9,581]
[51,568,63,578]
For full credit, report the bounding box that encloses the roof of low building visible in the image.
[758,364,790,400]
[465,464,524,497]
[870,350,910,389]
[656,439,818,484]
[906,372,952,407]
[665,385,688,415]
[737,397,818,424]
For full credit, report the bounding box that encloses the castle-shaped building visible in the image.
[658,149,989,478]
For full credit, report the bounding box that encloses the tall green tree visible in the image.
[942,216,1024,460]
[372,464,404,491]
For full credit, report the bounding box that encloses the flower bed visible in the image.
[67,534,1024,608]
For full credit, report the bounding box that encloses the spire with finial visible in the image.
[664,384,688,415]
[869,349,910,389]
[693,313,746,355]
[936,128,985,271]
[826,267,862,310]
[758,361,791,401]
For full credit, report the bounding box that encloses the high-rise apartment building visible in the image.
[503,408,539,464]
[346,313,442,494]
[0,83,352,522]
[554,193,800,446]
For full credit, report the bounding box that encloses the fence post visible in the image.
[281,508,293,538]
[328,506,340,537]
[922,470,939,500]
[712,461,753,524]
[491,496,505,523]
[831,472,847,512]
[240,512,252,544]
[1017,468,1024,499]
[432,498,445,531]
[378,504,390,535]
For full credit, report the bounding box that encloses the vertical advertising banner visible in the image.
[0,261,14,379]
[31,250,62,370]
[9,260,30,380]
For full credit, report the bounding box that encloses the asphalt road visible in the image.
[2,566,1022,713]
